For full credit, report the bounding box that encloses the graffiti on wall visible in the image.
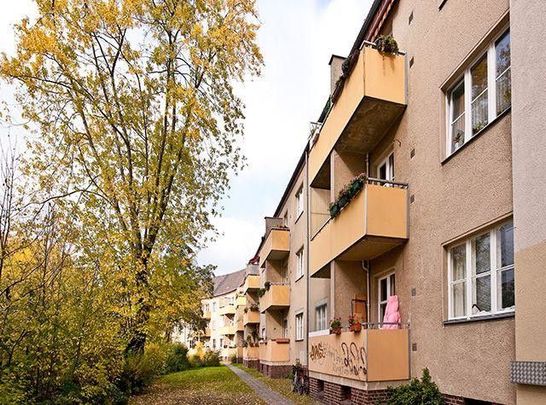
[309,334,367,380]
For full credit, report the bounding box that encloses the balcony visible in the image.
[242,275,260,294]
[236,294,246,307]
[259,339,290,363]
[220,325,236,336]
[243,309,260,325]
[219,304,236,316]
[309,45,406,185]
[202,311,211,320]
[308,328,410,382]
[259,228,290,268]
[310,181,408,277]
[260,284,290,313]
[204,327,211,337]
[243,346,259,360]
[237,318,244,332]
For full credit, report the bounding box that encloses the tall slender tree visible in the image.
[1,0,262,352]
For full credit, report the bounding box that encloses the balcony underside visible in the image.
[312,235,406,278]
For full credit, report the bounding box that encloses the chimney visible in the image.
[329,54,346,95]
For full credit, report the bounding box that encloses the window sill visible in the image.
[295,211,304,224]
[443,311,514,326]
[438,0,448,10]
[295,274,305,283]
[441,107,511,165]
[295,339,304,342]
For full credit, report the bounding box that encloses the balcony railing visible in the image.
[219,304,236,316]
[308,326,409,382]
[243,346,259,360]
[309,45,406,186]
[219,325,236,336]
[259,228,290,268]
[243,309,260,325]
[242,275,261,294]
[260,284,290,312]
[310,179,408,277]
[259,339,290,363]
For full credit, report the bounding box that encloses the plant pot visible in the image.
[330,327,342,335]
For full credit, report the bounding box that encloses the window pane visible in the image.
[390,274,396,295]
[496,31,511,114]
[500,268,515,309]
[496,31,511,76]
[498,222,514,267]
[453,282,466,317]
[380,278,387,301]
[475,275,491,312]
[471,55,488,135]
[474,233,490,274]
[450,82,465,153]
[380,303,387,321]
[451,244,466,281]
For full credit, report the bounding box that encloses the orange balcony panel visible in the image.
[219,304,236,316]
[308,329,409,382]
[243,310,260,325]
[260,284,290,312]
[242,275,261,294]
[259,229,290,268]
[243,346,259,360]
[237,318,244,332]
[220,325,236,336]
[309,46,406,186]
[259,339,290,363]
[310,183,408,277]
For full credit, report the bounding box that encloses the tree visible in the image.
[1,0,262,352]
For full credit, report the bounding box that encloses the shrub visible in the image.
[229,353,238,364]
[387,368,444,405]
[202,350,221,367]
[164,343,190,373]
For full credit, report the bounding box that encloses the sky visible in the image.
[0,0,373,276]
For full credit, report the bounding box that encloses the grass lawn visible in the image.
[130,366,265,405]
[233,363,317,405]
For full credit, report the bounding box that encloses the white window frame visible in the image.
[377,152,394,182]
[446,27,510,157]
[296,248,304,279]
[315,304,328,331]
[377,272,396,322]
[295,312,304,341]
[295,186,304,219]
[447,220,515,320]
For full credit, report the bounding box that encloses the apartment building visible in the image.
[301,0,545,404]
[201,269,246,360]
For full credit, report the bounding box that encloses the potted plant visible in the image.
[264,281,271,291]
[250,303,259,311]
[257,288,266,297]
[329,201,340,218]
[330,318,342,335]
[348,314,362,333]
[375,34,399,55]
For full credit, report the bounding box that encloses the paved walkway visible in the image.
[227,364,295,405]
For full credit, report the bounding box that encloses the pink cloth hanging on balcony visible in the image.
[382,295,401,329]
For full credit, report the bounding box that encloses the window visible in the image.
[447,220,515,319]
[212,302,217,312]
[447,29,510,155]
[212,339,216,349]
[377,152,394,182]
[295,186,304,218]
[261,327,266,340]
[378,273,396,321]
[295,313,304,341]
[296,248,304,279]
[219,338,223,348]
[316,304,328,331]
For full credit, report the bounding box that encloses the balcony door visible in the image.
[377,152,394,182]
[378,272,396,322]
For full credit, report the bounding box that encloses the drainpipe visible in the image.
[362,260,371,324]
[305,148,310,368]
[366,153,370,176]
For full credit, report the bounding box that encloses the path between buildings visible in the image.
[226,364,295,405]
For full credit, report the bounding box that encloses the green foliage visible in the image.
[387,368,444,405]
[329,174,367,218]
[187,342,220,368]
[164,344,190,374]
[375,35,400,55]
[229,353,238,364]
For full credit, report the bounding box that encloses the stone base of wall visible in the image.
[310,377,503,405]
[243,359,259,370]
[259,363,291,378]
